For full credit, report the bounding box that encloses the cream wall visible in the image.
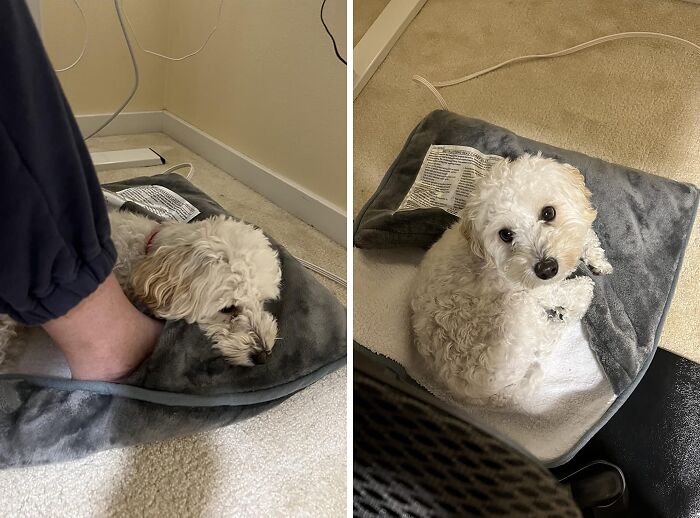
[163,0,346,207]
[40,0,347,209]
[42,0,167,113]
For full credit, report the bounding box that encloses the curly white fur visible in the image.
[0,211,281,369]
[411,154,612,405]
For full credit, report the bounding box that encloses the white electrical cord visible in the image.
[293,256,347,288]
[122,0,224,61]
[53,0,88,72]
[161,162,195,180]
[83,0,221,139]
[90,1,344,288]
[84,0,139,140]
[414,31,700,110]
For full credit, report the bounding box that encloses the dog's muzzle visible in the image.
[534,257,559,280]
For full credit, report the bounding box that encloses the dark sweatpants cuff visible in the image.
[3,241,117,326]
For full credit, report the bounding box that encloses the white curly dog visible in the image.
[411,153,612,405]
[0,210,282,370]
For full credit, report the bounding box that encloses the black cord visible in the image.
[320,0,346,65]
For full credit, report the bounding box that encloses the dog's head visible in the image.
[130,215,282,365]
[459,153,596,289]
[200,301,279,366]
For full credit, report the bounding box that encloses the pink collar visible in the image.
[145,228,160,255]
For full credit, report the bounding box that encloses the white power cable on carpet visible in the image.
[293,256,347,288]
[161,162,195,181]
[414,31,700,110]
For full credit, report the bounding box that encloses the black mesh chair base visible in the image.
[353,346,582,517]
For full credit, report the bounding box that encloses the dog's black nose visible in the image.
[251,350,270,365]
[534,257,559,280]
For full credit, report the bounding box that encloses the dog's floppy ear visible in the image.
[130,245,220,322]
[130,246,192,319]
[563,164,597,224]
[458,207,486,260]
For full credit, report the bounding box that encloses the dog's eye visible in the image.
[498,229,514,243]
[541,206,556,222]
[220,305,239,316]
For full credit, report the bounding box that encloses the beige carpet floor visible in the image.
[354,0,700,362]
[0,134,346,517]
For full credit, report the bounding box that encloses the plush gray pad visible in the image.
[354,110,698,395]
[0,173,346,468]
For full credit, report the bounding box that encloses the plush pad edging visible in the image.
[0,356,346,408]
[353,116,425,239]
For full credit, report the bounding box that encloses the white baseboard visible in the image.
[74,110,346,246]
[353,0,427,99]
[75,111,165,138]
[162,112,346,245]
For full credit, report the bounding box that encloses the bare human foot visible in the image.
[42,273,162,381]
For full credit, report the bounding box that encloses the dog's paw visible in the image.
[545,304,583,323]
[545,306,566,321]
[583,247,613,275]
[588,257,613,276]
[549,277,594,322]
[583,229,613,275]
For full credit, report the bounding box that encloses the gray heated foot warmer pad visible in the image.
[0,173,346,468]
[354,110,698,464]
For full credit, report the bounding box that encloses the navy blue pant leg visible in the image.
[0,1,116,325]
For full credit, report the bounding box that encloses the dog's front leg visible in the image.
[533,276,595,323]
[582,229,613,275]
